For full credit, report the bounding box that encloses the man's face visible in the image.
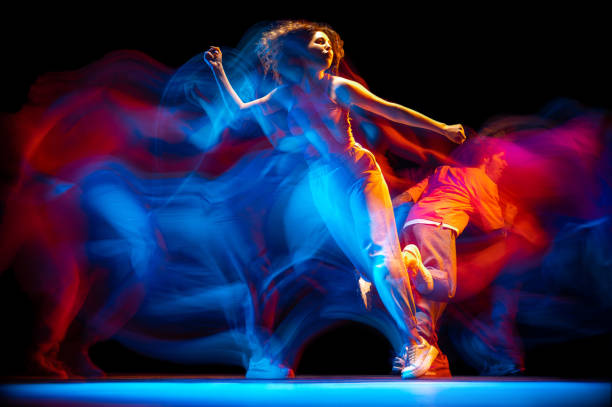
[484,151,508,182]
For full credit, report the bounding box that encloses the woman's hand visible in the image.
[204,46,223,71]
[443,124,466,144]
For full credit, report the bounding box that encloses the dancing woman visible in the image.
[204,20,465,378]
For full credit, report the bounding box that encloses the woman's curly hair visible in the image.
[256,20,345,83]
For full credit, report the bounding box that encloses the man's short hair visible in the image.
[451,136,504,167]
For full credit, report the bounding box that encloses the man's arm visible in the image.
[392,177,429,207]
[392,190,414,207]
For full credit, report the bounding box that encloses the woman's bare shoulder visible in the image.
[329,75,359,88]
[328,76,361,105]
[329,76,376,105]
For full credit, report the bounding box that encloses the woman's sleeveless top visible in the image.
[287,74,354,159]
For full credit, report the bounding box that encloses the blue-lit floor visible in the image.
[1,377,610,407]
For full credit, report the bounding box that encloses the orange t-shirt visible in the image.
[405,166,504,235]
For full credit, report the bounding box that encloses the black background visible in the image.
[1,3,610,378]
[4,4,611,120]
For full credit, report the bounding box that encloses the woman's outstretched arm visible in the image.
[204,47,277,114]
[332,77,466,144]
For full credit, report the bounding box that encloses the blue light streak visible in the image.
[2,379,609,406]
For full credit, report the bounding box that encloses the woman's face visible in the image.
[306,31,333,70]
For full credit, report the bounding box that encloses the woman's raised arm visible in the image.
[332,77,466,144]
[204,46,277,115]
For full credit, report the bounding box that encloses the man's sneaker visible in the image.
[402,244,434,294]
[393,337,439,379]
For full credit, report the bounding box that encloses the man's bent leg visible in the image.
[399,224,457,376]
[401,224,457,303]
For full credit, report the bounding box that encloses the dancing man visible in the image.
[393,136,515,375]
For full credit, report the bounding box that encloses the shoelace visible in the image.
[407,345,416,364]
[392,344,416,371]
[392,340,425,372]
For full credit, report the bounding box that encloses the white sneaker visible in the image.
[394,337,439,379]
[402,244,434,294]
